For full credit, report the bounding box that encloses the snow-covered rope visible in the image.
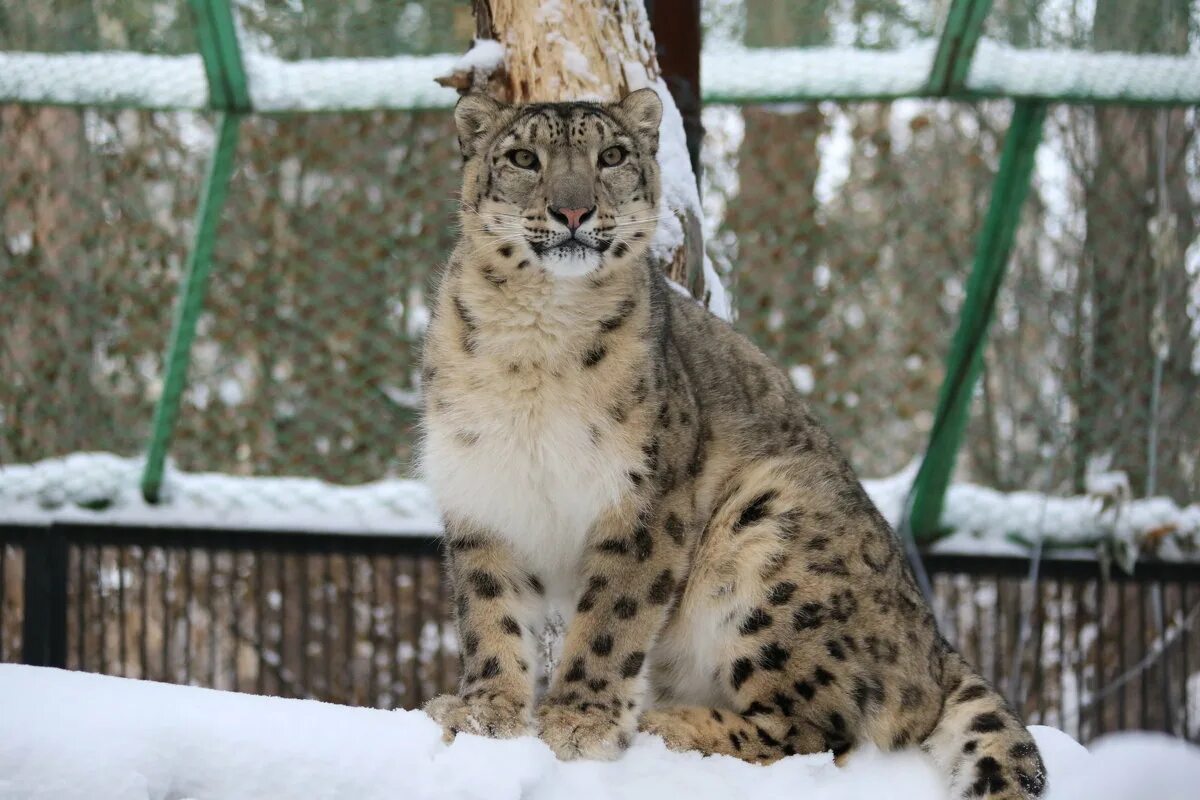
[5,39,1200,111]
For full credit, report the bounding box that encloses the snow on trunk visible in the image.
[4,665,1199,800]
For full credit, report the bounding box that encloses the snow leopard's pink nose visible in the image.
[549,205,595,231]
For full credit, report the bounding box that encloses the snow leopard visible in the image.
[419,88,1046,800]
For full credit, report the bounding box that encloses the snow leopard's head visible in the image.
[454,89,662,278]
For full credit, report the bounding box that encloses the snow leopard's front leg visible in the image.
[424,517,540,741]
[537,499,688,760]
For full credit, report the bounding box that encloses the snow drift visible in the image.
[1,665,1198,800]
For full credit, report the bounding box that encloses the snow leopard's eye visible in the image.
[599,146,627,168]
[507,149,539,169]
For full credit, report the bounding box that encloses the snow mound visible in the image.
[0,452,437,536]
[2,665,1198,800]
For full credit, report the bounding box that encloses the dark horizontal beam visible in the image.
[0,523,442,558]
[4,523,1198,583]
[921,551,1200,583]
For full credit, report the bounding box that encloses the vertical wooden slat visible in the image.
[344,553,355,704]
[435,553,451,696]
[139,546,149,679]
[1141,581,1151,730]
[228,550,241,692]
[75,545,86,671]
[161,548,172,682]
[1055,578,1066,732]
[411,555,425,708]
[255,552,266,695]
[1182,580,1192,739]
[98,546,110,675]
[1080,582,1089,738]
[299,553,310,695]
[322,552,334,699]
[206,550,218,688]
[182,548,193,684]
[391,556,405,705]
[117,546,127,676]
[1094,577,1107,735]
[363,554,375,707]
[1117,581,1128,730]
[275,552,287,697]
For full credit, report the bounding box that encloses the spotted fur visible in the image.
[420,91,1044,799]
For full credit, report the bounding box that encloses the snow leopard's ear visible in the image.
[615,88,662,154]
[454,93,507,159]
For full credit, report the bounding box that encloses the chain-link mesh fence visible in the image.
[4,0,1197,505]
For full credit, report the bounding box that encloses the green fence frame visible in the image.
[926,0,992,95]
[141,0,247,502]
[2,3,1192,531]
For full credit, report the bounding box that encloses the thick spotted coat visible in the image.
[420,90,1045,800]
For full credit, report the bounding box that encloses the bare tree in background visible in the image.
[1077,0,1198,501]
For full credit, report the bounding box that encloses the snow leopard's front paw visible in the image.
[638,708,710,753]
[536,697,633,761]
[423,691,533,742]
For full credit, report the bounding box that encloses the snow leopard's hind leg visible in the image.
[640,457,1046,799]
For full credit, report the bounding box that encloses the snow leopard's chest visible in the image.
[422,370,639,591]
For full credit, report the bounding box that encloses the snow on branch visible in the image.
[435,39,507,94]
[3,665,1198,800]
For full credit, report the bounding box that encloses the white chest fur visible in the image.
[422,367,637,590]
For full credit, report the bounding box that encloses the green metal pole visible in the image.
[906,100,1046,540]
[141,113,241,503]
[926,0,993,96]
[141,0,248,502]
[189,0,251,112]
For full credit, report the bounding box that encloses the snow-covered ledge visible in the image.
[3,453,1197,569]
[2,665,1199,800]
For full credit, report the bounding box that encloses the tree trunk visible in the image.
[441,0,716,310]
[726,0,828,390]
[1078,0,1195,500]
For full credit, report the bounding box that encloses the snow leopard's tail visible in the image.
[922,656,1047,799]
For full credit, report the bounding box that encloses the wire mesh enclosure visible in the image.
[3,1,1198,512]
[2,0,1200,746]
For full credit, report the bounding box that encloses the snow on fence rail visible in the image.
[2,664,1199,800]
[1,453,1196,567]
[4,39,1200,111]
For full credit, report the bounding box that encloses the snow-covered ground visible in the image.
[1,453,1196,566]
[1,664,1197,800]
